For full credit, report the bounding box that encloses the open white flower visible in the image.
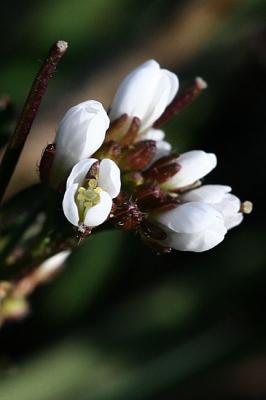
[161,150,217,190]
[63,158,121,228]
[152,202,227,252]
[109,60,178,137]
[51,100,110,187]
[180,185,243,229]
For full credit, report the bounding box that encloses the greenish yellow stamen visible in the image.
[76,179,102,221]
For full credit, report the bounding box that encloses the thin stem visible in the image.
[153,77,207,128]
[0,198,46,267]
[0,40,68,203]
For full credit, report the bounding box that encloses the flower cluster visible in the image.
[40,60,252,252]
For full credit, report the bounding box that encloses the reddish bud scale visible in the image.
[120,140,157,171]
[144,154,181,183]
[86,160,100,180]
[112,200,143,231]
[140,219,167,241]
[120,117,141,146]
[153,77,207,128]
[136,183,179,212]
[106,114,128,141]
[39,143,56,184]
[95,140,121,161]
[135,183,164,211]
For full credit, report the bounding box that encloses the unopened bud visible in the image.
[112,200,143,230]
[120,140,157,171]
[39,143,56,184]
[144,154,181,183]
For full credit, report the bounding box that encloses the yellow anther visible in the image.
[75,179,103,222]
[88,179,97,189]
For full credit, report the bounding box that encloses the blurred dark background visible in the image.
[0,0,266,398]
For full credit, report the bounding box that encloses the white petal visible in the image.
[224,212,243,230]
[51,100,109,186]
[154,140,172,161]
[153,202,224,234]
[140,69,179,132]
[216,194,241,216]
[66,158,97,188]
[136,128,165,142]
[109,60,161,124]
[98,159,121,198]
[164,220,226,252]
[161,69,179,104]
[62,183,79,226]
[109,60,178,134]
[181,185,232,203]
[164,150,217,189]
[84,191,112,227]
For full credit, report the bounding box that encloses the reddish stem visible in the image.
[153,77,207,128]
[0,40,68,203]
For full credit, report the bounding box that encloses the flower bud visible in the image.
[51,100,110,187]
[109,60,179,136]
[120,140,157,171]
[152,202,227,252]
[161,150,217,190]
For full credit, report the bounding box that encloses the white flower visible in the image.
[109,60,178,136]
[180,185,243,229]
[63,158,121,228]
[152,202,227,252]
[51,100,110,187]
[161,150,217,190]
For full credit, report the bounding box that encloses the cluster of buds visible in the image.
[39,60,252,253]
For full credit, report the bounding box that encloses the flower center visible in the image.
[76,178,102,221]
